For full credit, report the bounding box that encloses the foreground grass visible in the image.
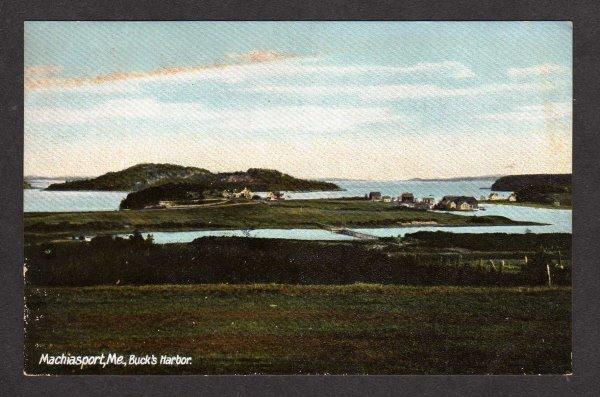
[25,199,538,237]
[24,283,571,375]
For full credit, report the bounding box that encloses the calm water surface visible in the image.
[118,229,359,244]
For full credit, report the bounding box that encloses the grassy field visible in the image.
[25,199,539,237]
[24,283,571,375]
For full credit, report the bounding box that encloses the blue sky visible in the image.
[24,22,572,179]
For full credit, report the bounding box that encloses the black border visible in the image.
[2,1,600,395]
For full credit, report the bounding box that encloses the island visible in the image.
[46,163,211,191]
[45,164,341,200]
[487,174,572,208]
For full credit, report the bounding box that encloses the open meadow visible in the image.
[24,233,571,374]
[25,283,571,375]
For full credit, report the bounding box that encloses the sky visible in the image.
[24,22,572,180]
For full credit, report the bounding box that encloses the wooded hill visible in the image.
[46,164,339,196]
[491,174,571,192]
[119,168,341,209]
[491,174,572,206]
[46,163,210,191]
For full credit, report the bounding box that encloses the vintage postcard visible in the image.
[24,21,572,375]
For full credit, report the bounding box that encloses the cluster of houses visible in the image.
[221,187,284,201]
[219,187,517,210]
[487,192,517,202]
[368,191,481,211]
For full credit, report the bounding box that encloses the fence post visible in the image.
[546,264,552,287]
[558,251,563,268]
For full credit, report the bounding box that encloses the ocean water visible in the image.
[265,178,504,202]
[25,186,129,212]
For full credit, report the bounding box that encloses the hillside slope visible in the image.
[491,174,571,192]
[46,163,210,191]
[120,168,341,209]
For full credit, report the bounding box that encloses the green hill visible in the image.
[120,168,340,209]
[46,163,210,191]
[491,174,571,192]
[491,174,572,207]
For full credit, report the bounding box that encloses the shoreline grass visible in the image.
[25,199,541,238]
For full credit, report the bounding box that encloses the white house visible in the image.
[235,187,253,199]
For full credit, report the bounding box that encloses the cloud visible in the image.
[279,60,475,79]
[478,101,572,123]
[24,50,296,92]
[24,65,62,79]
[25,98,213,124]
[245,81,556,100]
[216,106,405,132]
[25,97,404,133]
[226,50,290,63]
[25,58,474,93]
[385,60,475,79]
[507,63,568,78]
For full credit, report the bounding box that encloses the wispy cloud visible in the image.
[507,63,568,78]
[25,98,211,124]
[478,101,571,123]
[226,50,290,63]
[24,65,62,79]
[26,97,405,132]
[246,81,556,100]
[25,57,475,93]
[285,60,475,79]
[24,50,296,92]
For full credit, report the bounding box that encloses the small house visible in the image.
[369,191,382,201]
[235,187,253,199]
[507,193,517,202]
[436,196,478,211]
[416,196,436,209]
[488,192,501,201]
[422,197,435,205]
[458,201,472,210]
[267,191,284,201]
[400,192,415,203]
[382,195,392,203]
